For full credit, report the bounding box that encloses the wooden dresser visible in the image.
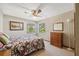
[0,49,11,56]
[50,32,63,48]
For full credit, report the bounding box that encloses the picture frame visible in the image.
[53,22,63,31]
[10,21,24,31]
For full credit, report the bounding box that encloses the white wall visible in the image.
[0,9,3,32]
[38,11,74,48]
[3,15,36,39]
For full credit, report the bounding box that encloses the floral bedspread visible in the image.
[11,39,45,56]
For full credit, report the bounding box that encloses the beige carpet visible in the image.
[31,41,74,56]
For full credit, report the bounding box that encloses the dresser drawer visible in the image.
[50,32,63,48]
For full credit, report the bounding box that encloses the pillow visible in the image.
[0,35,9,45]
[3,33,9,39]
[0,41,4,48]
[0,32,9,39]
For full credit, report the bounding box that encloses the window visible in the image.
[39,23,46,33]
[27,24,35,33]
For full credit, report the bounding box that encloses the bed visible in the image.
[0,32,45,56]
[11,38,45,56]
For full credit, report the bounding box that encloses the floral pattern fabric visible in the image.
[11,39,45,56]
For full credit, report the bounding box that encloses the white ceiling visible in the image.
[0,3,74,21]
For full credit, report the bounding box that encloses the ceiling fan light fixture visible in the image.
[38,9,41,14]
[24,8,42,17]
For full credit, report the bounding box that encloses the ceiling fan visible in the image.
[24,9,42,17]
[15,4,43,17]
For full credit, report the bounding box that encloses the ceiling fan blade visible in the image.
[33,4,46,17]
[16,4,34,14]
[16,4,32,10]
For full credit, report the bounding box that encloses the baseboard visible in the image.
[63,45,75,50]
[44,40,74,50]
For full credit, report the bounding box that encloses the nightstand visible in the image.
[0,49,11,56]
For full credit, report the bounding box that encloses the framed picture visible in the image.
[27,24,35,33]
[53,22,63,31]
[10,21,24,30]
[39,23,46,33]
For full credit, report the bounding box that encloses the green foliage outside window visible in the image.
[27,24,35,33]
[39,23,46,33]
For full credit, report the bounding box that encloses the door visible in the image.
[75,3,79,56]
